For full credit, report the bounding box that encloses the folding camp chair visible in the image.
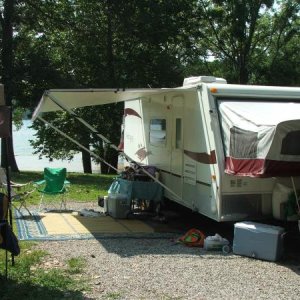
[0,167,34,216]
[34,167,70,212]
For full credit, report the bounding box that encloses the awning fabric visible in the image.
[218,100,300,177]
[32,87,193,120]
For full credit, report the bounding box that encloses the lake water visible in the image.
[10,120,100,173]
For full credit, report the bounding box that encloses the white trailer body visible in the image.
[33,76,300,222]
[121,77,300,221]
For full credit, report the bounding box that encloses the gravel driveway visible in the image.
[33,201,300,300]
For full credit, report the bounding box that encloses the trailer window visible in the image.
[230,127,258,158]
[281,131,300,155]
[150,119,166,146]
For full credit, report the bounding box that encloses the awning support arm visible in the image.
[47,92,118,149]
[37,116,118,172]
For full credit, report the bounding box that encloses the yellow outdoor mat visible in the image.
[42,212,154,235]
[15,210,165,241]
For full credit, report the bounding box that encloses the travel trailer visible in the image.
[33,76,300,221]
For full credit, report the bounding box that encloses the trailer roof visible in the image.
[207,83,300,99]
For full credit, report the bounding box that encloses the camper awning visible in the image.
[32,87,194,201]
[218,100,300,177]
[32,87,194,120]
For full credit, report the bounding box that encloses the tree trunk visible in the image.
[106,0,116,88]
[239,61,249,84]
[1,137,18,171]
[1,0,19,172]
[81,147,92,174]
[101,146,118,174]
[98,1,118,175]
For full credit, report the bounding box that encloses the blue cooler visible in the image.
[233,221,285,262]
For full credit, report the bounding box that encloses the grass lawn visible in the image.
[0,171,116,299]
[11,170,116,205]
[0,241,89,299]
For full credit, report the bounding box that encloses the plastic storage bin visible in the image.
[233,221,285,261]
[107,193,131,219]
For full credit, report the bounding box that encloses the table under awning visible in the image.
[108,178,163,204]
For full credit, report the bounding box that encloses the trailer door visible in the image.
[170,96,184,198]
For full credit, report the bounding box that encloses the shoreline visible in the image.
[15,154,101,173]
[11,120,102,173]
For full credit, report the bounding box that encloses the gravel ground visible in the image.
[33,202,300,300]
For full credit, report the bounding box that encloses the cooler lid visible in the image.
[234,221,284,235]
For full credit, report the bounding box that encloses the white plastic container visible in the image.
[204,234,229,251]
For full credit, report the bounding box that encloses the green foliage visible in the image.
[67,257,86,274]
[14,0,199,172]
[1,0,300,173]
[105,292,123,300]
[8,249,47,280]
[33,268,84,291]
[251,0,300,85]
[192,0,300,84]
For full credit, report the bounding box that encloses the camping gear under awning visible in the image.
[108,178,163,204]
[218,100,300,177]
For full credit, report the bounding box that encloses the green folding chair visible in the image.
[34,167,70,212]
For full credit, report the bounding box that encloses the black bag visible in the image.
[0,193,8,220]
[0,192,20,256]
[0,222,20,256]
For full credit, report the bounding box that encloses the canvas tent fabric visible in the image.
[218,100,300,177]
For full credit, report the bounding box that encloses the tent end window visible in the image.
[281,130,300,155]
[229,127,258,158]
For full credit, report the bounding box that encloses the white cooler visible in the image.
[233,221,285,262]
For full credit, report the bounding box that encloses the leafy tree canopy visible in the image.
[0,0,299,172]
